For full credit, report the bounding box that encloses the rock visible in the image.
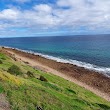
[39,75,48,82]
[36,106,43,110]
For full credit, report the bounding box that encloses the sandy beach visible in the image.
[1,47,110,101]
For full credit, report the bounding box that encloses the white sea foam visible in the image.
[3,46,110,77]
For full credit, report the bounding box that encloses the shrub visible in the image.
[66,88,76,94]
[1,57,6,60]
[7,65,23,75]
[0,84,4,93]
[97,104,110,109]
[39,75,48,82]
[26,71,34,77]
[0,60,3,64]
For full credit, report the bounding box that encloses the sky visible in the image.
[0,0,110,37]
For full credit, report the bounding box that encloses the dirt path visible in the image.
[6,49,110,102]
[0,94,10,110]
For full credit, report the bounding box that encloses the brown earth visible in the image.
[0,94,10,110]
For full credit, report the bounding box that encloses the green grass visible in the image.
[0,83,4,93]
[0,52,110,110]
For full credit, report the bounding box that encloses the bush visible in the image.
[7,65,23,75]
[0,60,3,64]
[0,84,4,93]
[39,75,48,82]
[97,104,110,109]
[1,57,6,60]
[26,71,34,77]
[66,88,76,94]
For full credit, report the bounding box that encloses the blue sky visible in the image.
[0,0,110,37]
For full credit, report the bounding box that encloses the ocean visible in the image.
[0,34,110,76]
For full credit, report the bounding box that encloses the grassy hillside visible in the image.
[0,52,110,110]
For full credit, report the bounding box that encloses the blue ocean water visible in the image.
[0,35,110,75]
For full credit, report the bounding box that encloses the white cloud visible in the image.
[34,4,52,13]
[57,0,85,8]
[13,0,31,3]
[0,9,20,20]
[0,0,110,37]
[56,0,110,28]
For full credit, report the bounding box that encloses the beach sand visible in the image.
[1,47,110,101]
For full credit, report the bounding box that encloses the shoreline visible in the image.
[1,47,110,101]
[3,46,110,77]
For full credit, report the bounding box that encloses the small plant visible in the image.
[66,88,76,94]
[7,65,23,76]
[0,84,4,93]
[97,104,110,109]
[1,57,6,60]
[0,60,3,64]
[26,71,34,77]
[39,75,48,82]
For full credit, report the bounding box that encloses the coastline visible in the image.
[3,47,110,77]
[1,46,110,101]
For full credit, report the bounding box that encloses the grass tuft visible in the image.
[26,71,34,78]
[7,65,23,76]
[0,60,3,64]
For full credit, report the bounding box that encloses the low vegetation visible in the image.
[7,65,23,76]
[0,52,110,110]
[26,71,34,77]
[0,60,3,64]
